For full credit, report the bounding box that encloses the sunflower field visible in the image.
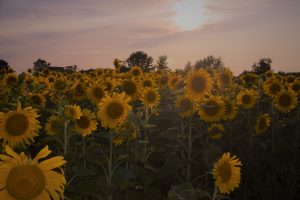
[0,65,299,200]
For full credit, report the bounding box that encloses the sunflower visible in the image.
[74,109,98,137]
[289,80,300,95]
[104,78,116,92]
[129,66,143,78]
[236,89,258,109]
[255,113,271,134]
[240,72,258,86]
[45,115,64,136]
[212,152,242,194]
[222,98,237,121]
[185,69,213,100]
[274,90,298,113]
[97,93,131,129]
[168,75,181,90]
[29,93,46,108]
[216,68,233,89]
[0,102,41,148]
[141,77,156,88]
[264,70,273,78]
[52,78,68,91]
[263,78,282,97]
[63,104,82,120]
[175,95,194,117]
[88,84,106,104]
[198,96,225,122]
[3,74,18,87]
[114,135,125,146]
[158,74,169,88]
[208,124,224,139]
[121,79,139,100]
[71,81,87,100]
[285,75,295,84]
[141,88,160,108]
[0,145,66,200]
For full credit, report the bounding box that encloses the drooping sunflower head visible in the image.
[97,93,132,129]
[236,89,258,109]
[3,73,18,86]
[274,90,298,113]
[212,152,242,194]
[45,115,64,135]
[185,69,213,100]
[29,93,46,108]
[0,102,41,148]
[240,72,259,86]
[63,104,82,120]
[208,123,225,140]
[198,96,225,122]
[88,84,106,104]
[263,78,282,97]
[0,145,66,200]
[222,98,237,121]
[130,66,143,78]
[74,109,98,137]
[141,87,160,108]
[121,79,139,100]
[255,113,271,134]
[52,78,68,91]
[289,80,300,95]
[216,67,233,88]
[175,95,194,117]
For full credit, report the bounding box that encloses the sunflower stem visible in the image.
[212,185,218,200]
[187,120,192,183]
[108,131,114,187]
[82,136,87,168]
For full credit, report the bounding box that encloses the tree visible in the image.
[194,55,224,70]
[113,58,122,72]
[252,58,272,75]
[155,55,169,71]
[33,59,51,74]
[183,61,193,74]
[0,59,9,74]
[126,51,154,72]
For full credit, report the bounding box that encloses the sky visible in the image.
[0,0,300,74]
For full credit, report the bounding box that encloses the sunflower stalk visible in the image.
[211,185,218,200]
[187,119,193,183]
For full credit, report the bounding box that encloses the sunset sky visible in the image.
[1,0,300,74]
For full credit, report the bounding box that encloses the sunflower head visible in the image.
[45,115,64,135]
[141,88,160,108]
[240,72,258,86]
[185,69,213,100]
[216,67,233,88]
[121,79,139,100]
[74,109,98,137]
[198,96,225,122]
[29,93,46,108]
[208,124,225,140]
[130,66,143,78]
[53,78,68,91]
[0,145,66,200]
[274,90,298,113]
[142,77,155,88]
[0,102,41,148]
[88,84,106,104]
[263,78,282,97]
[97,93,132,129]
[289,80,300,95]
[4,74,18,86]
[222,98,237,121]
[212,152,242,194]
[63,104,82,120]
[158,74,169,87]
[236,89,258,109]
[175,95,194,117]
[255,113,271,134]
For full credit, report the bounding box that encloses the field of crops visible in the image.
[0,65,299,200]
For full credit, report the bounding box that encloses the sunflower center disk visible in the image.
[270,84,281,94]
[242,95,251,104]
[77,116,90,129]
[7,165,45,200]
[219,162,232,183]
[204,101,220,116]
[93,88,104,99]
[5,113,29,136]
[191,76,206,93]
[132,70,140,76]
[31,95,42,105]
[123,81,137,95]
[146,92,156,103]
[279,94,292,107]
[180,99,192,112]
[106,103,124,119]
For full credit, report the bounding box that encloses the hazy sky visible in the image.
[1,0,300,74]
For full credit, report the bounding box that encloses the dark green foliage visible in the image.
[126,51,154,72]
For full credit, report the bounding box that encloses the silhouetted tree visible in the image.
[126,51,154,72]
[194,55,224,70]
[33,59,51,74]
[184,61,193,74]
[155,55,169,71]
[252,58,272,75]
[0,59,9,74]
